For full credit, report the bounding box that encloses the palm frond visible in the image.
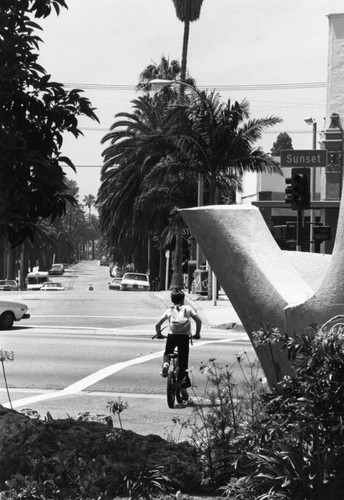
[172,0,204,22]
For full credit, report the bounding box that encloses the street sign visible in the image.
[280,149,327,168]
[181,228,192,241]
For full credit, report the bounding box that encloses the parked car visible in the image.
[108,277,122,290]
[0,300,30,329]
[120,272,150,291]
[40,282,65,291]
[48,263,64,275]
[0,280,19,291]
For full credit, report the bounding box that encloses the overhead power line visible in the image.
[64,81,327,92]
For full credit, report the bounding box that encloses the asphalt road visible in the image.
[0,260,257,436]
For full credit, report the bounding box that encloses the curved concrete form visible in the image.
[181,205,334,385]
[285,190,344,332]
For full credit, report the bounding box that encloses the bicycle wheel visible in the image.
[175,368,183,404]
[167,371,176,408]
[176,382,183,404]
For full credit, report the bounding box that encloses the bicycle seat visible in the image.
[168,353,178,359]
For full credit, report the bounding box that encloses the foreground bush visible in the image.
[0,408,201,499]
[224,318,344,499]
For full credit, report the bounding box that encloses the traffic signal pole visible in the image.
[285,167,310,251]
[296,209,304,251]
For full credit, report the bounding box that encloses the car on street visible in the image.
[108,276,122,290]
[0,279,19,291]
[48,263,65,275]
[40,282,65,291]
[120,272,150,291]
[0,300,30,329]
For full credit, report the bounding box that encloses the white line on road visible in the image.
[3,339,239,409]
[31,315,158,319]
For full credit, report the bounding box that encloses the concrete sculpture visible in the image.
[181,204,337,386]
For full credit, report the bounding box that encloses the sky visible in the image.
[36,0,344,201]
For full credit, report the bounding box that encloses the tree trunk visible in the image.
[169,230,184,289]
[159,246,166,291]
[170,0,190,289]
[19,244,25,290]
[180,0,191,82]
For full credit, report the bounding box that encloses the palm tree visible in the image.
[172,0,204,81]
[99,90,282,290]
[83,194,96,217]
[166,89,282,297]
[166,89,283,203]
[99,95,170,274]
[137,56,181,92]
[98,94,198,285]
[136,56,197,288]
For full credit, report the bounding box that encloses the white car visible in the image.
[108,277,122,290]
[40,282,65,291]
[120,272,150,291]
[0,300,30,330]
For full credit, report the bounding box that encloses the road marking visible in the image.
[31,315,158,320]
[3,339,241,409]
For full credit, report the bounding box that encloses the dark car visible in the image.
[48,263,65,275]
[0,280,19,291]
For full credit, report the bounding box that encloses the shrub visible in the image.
[228,318,344,500]
[171,353,265,486]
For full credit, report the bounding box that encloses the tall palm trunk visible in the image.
[170,0,190,289]
[180,0,191,82]
[170,228,183,289]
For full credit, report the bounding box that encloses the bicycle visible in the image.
[152,332,192,408]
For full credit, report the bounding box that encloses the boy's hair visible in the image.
[170,286,185,305]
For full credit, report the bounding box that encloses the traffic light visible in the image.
[291,168,310,210]
[285,176,293,206]
[285,168,310,210]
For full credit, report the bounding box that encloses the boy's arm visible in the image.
[192,314,202,339]
[155,316,166,338]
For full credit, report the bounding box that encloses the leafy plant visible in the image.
[107,398,129,429]
[171,354,265,485]
[116,463,173,500]
[228,318,344,499]
[0,349,14,409]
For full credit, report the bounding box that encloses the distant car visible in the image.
[48,263,64,275]
[108,277,122,290]
[0,300,30,329]
[120,272,150,291]
[0,280,19,291]
[40,282,65,291]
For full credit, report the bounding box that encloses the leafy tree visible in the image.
[271,131,293,156]
[0,0,99,247]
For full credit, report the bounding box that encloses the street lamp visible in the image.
[304,117,317,252]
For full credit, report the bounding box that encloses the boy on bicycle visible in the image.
[155,286,202,395]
